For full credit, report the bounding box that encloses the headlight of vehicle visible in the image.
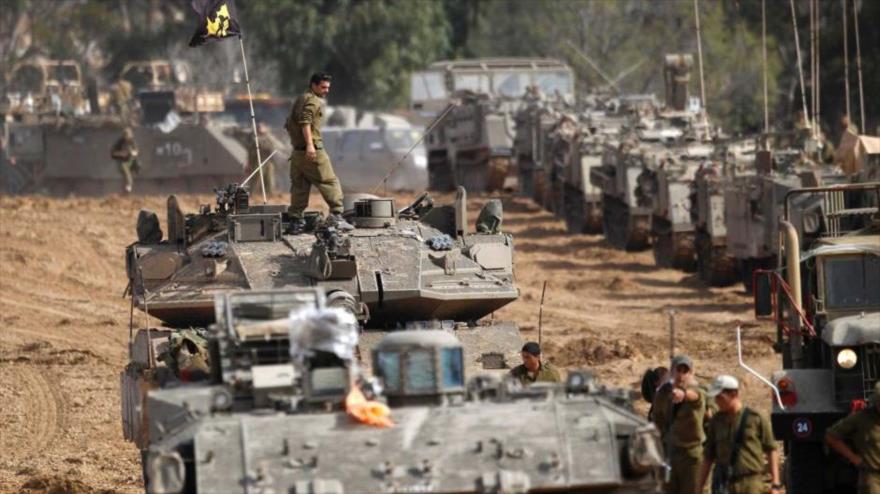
[836,348,858,369]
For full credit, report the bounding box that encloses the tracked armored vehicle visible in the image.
[751,182,879,494]
[140,288,665,494]
[411,58,574,192]
[122,185,524,450]
[690,138,757,286]
[636,138,714,271]
[1,59,244,195]
[724,133,848,291]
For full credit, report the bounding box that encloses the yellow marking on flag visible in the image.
[206,4,231,37]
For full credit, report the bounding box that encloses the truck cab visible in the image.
[753,183,879,494]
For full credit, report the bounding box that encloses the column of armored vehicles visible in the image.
[506,53,880,494]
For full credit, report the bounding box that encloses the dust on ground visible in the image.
[0,191,777,493]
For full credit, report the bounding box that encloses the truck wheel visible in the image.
[785,442,827,494]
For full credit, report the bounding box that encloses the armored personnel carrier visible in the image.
[724,133,848,291]
[411,58,574,192]
[690,138,757,286]
[138,287,665,494]
[751,183,879,494]
[1,59,244,195]
[636,138,714,271]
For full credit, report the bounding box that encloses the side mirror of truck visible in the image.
[753,270,774,319]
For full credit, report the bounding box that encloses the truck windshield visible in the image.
[824,255,880,309]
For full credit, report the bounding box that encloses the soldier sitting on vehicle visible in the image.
[697,375,782,494]
[110,127,139,194]
[509,341,561,386]
[826,381,880,494]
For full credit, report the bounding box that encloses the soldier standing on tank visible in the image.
[248,122,277,196]
[284,72,351,234]
[651,355,708,494]
[510,341,561,385]
[826,381,880,494]
[111,127,139,194]
[697,375,781,494]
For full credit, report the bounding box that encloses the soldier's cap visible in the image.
[671,355,693,370]
[707,375,739,397]
[521,341,541,357]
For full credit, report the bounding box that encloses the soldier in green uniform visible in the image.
[247,122,277,196]
[651,355,708,494]
[826,381,880,494]
[509,342,561,385]
[698,375,782,494]
[284,72,350,233]
[111,127,139,194]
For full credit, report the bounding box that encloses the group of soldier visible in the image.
[510,342,879,494]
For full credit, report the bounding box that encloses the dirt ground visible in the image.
[0,190,778,493]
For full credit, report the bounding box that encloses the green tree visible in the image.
[241,0,449,109]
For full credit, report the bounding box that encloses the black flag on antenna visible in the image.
[188,0,241,47]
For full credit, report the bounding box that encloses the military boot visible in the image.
[285,218,306,235]
[327,213,355,232]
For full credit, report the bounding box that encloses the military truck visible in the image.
[690,138,756,286]
[1,59,246,195]
[751,182,879,494]
[411,58,574,192]
[724,133,848,291]
[137,287,665,494]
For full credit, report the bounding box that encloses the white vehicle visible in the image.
[322,115,427,192]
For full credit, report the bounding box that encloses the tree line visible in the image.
[2,0,876,136]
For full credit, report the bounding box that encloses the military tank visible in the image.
[139,287,665,494]
[121,184,524,450]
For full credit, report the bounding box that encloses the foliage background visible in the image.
[2,0,877,136]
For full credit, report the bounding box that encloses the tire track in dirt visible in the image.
[0,364,65,457]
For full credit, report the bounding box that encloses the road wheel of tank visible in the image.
[625,214,651,251]
[0,158,37,194]
[428,156,455,191]
[671,233,696,272]
[696,234,739,286]
[785,442,828,494]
